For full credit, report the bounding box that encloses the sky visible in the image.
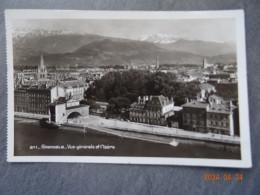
[13,18,236,43]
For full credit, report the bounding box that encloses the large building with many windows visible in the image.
[129,95,175,126]
[14,88,51,115]
[181,96,235,136]
[182,100,208,133]
[206,95,235,135]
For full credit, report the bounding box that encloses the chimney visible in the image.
[142,96,145,104]
[209,101,212,109]
[138,96,141,104]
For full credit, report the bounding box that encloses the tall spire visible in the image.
[203,58,208,69]
[38,54,47,79]
[40,54,44,68]
[156,55,159,69]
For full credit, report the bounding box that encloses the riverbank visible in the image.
[60,115,240,152]
[14,118,241,159]
[14,114,240,152]
[80,115,240,145]
[15,112,48,120]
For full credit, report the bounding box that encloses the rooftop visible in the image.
[58,80,86,88]
[148,95,172,107]
[182,100,208,109]
[61,77,78,81]
[207,103,231,114]
[130,102,145,109]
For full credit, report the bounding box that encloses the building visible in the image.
[208,94,223,104]
[56,79,88,100]
[129,95,175,126]
[50,85,66,102]
[182,100,208,133]
[15,77,87,116]
[203,58,214,69]
[176,73,197,82]
[206,95,235,135]
[208,73,230,83]
[181,98,235,136]
[14,87,51,115]
[197,83,216,100]
[38,54,48,80]
[92,101,109,115]
[49,98,89,124]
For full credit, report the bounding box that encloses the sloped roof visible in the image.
[58,80,86,88]
[182,100,208,109]
[207,103,231,114]
[148,95,170,107]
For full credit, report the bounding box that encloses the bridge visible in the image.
[66,106,89,119]
[49,102,90,124]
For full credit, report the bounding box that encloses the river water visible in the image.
[14,118,240,159]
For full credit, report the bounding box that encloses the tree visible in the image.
[86,70,201,117]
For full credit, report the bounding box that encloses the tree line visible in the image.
[85,70,201,116]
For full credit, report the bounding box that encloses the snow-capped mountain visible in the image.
[139,34,180,44]
[12,27,76,38]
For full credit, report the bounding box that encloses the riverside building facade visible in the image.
[14,88,51,115]
[181,95,235,136]
[129,95,175,126]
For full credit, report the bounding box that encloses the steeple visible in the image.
[40,54,45,70]
[38,54,47,80]
[156,55,159,69]
[203,58,207,69]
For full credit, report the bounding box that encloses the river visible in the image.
[14,118,240,159]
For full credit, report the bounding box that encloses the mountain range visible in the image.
[12,29,237,67]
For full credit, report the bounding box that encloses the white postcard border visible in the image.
[5,9,252,168]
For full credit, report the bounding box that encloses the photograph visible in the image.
[5,10,252,167]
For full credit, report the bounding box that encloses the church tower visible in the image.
[38,54,47,80]
[203,58,208,69]
[156,55,159,69]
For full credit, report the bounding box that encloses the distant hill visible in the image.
[12,29,237,67]
[71,39,206,66]
[157,39,236,57]
[207,53,237,64]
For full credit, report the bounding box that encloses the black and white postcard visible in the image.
[5,10,252,167]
